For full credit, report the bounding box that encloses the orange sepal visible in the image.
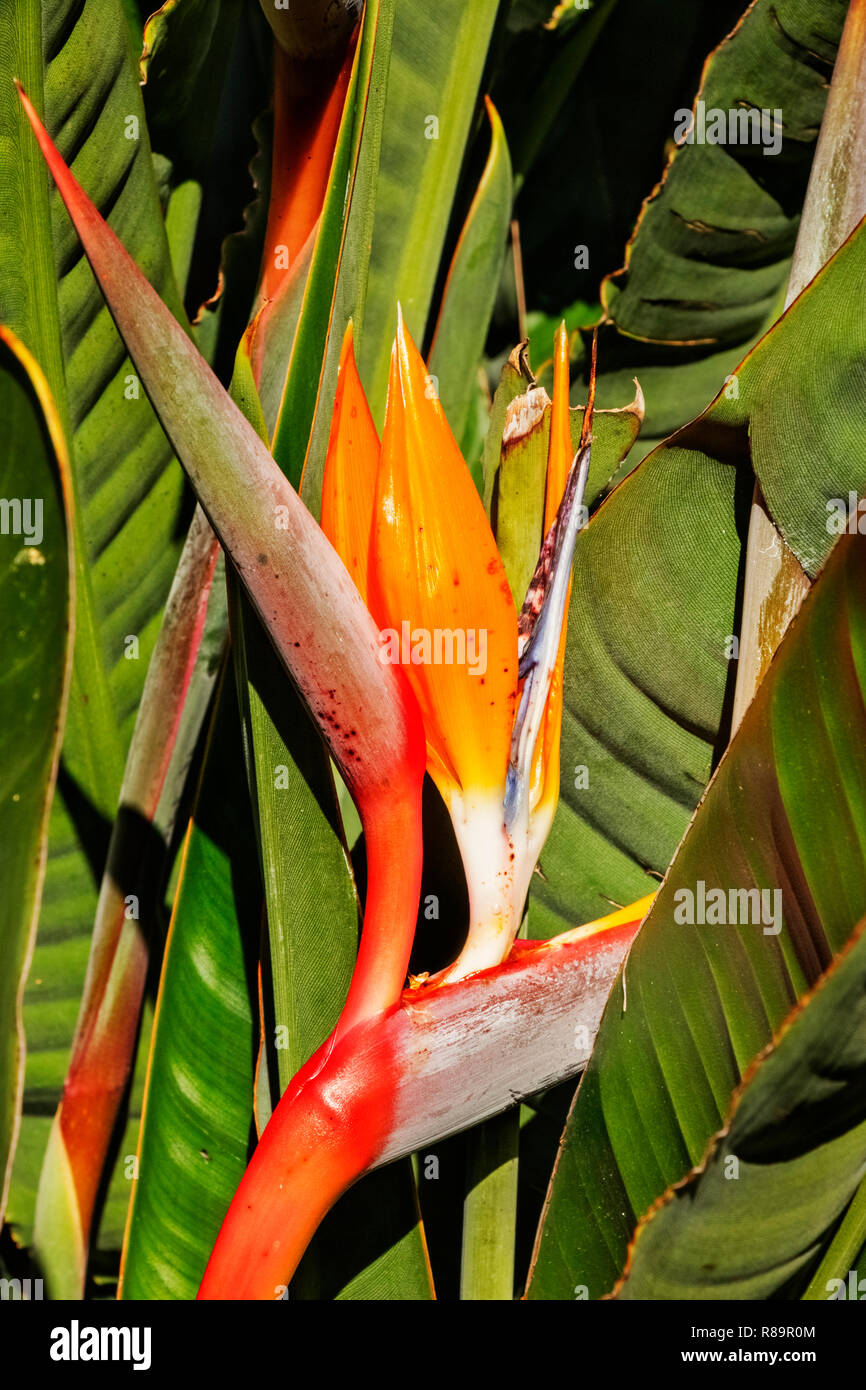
[367,311,519,798]
[320,322,379,603]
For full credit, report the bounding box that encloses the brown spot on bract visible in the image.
[258,553,268,564]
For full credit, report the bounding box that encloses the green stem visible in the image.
[459,1107,520,1301]
[802,1176,866,1300]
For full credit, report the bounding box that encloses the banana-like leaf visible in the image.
[531,214,866,940]
[0,331,73,1223]
[32,0,188,791]
[1,0,189,1279]
[119,667,260,1299]
[459,1109,520,1301]
[717,253,866,579]
[606,0,839,345]
[231,587,359,1100]
[528,527,866,1299]
[141,0,244,173]
[30,504,223,1294]
[428,97,513,449]
[576,0,848,464]
[616,918,866,1300]
[139,0,249,323]
[500,0,619,188]
[499,0,736,338]
[354,0,501,425]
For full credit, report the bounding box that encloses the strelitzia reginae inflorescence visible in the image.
[18,83,653,1300]
[321,313,594,981]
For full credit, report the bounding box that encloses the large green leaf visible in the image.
[616,920,866,1300]
[716,259,866,579]
[119,668,260,1300]
[233,596,359,1097]
[459,1109,520,1301]
[41,0,188,781]
[498,0,743,331]
[140,0,268,373]
[1,0,188,1276]
[428,97,513,450]
[0,333,72,1223]
[140,0,244,182]
[499,0,619,190]
[574,0,848,465]
[604,0,841,346]
[529,213,866,942]
[354,0,501,425]
[31,503,224,1297]
[528,526,866,1298]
